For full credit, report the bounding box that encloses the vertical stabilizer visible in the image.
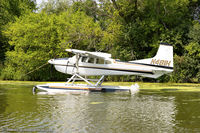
[151,43,173,68]
[129,43,173,68]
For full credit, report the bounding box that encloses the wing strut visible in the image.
[74,54,80,74]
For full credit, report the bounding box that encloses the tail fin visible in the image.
[130,43,173,68]
[151,42,173,68]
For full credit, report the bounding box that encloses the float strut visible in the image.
[95,75,105,86]
[66,74,77,84]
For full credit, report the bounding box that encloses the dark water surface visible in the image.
[0,83,200,133]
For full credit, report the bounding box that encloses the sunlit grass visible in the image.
[0,80,200,92]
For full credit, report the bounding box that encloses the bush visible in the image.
[171,55,198,83]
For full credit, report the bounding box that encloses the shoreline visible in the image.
[0,80,200,92]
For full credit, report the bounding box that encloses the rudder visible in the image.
[151,43,173,68]
[129,42,173,68]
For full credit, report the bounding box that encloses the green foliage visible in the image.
[57,11,103,50]
[1,10,103,80]
[186,21,200,82]
[39,0,69,14]
[71,0,98,21]
[0,0,36,68]
[171,55,198,83]
[187,21,200,58]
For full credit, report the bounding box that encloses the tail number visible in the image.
[151,59,171,66]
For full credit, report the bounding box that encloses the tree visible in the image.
[0,0,36,67]
[39,0,70,14]
[1,10,103,80]
[185,21,200,82]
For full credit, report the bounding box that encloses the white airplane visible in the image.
[49,42,173,79]
[34,43,173,93]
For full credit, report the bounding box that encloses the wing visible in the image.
[66,49,111,59]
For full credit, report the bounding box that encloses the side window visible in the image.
[105,60,111,64]
[96,58,104,64]
[81,57,88,63]
[88,57,94,63]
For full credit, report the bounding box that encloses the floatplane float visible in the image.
[34,43,173,94]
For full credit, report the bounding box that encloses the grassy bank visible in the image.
[0,80,200,92]
[103,82,200,92]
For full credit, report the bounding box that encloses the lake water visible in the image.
[0,83,200,132]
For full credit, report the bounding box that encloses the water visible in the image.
[0,83,200,132]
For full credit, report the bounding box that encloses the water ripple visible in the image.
[1,85,200,132]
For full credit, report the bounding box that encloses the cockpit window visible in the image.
[96,58,104,64]
[88,57,94,63]
[105,60,111,64]
[81,57,111,64]
[81,57,88,62]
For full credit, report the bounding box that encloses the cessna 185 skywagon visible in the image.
[34,43,173,94]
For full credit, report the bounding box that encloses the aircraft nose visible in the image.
[48,59,54,64]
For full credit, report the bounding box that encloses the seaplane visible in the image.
[34,42,173,94]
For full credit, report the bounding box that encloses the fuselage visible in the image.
[48,55,173,78]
